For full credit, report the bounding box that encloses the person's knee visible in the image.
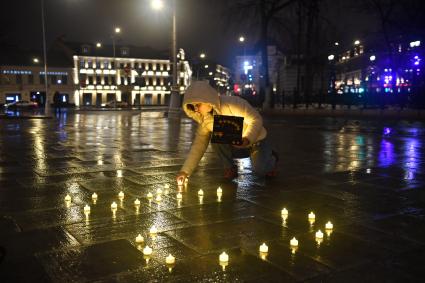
[252,163,268,176]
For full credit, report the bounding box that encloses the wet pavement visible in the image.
[1,110,425,282]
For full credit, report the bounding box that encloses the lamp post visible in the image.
[328,54,336,109]
[112,27,121,59]
[41,0,50,115]
[152,0,180,114]
[196,53,206,79]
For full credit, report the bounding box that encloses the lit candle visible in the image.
[315,230,324,239]
[184,178,189,184]
[198,189,204,196]
[92,192,98,200]
[259,243,268,253]
[155,195,162,202]
[219,252,229,263]
[164,183,170,189]
[308,211,315,220]
[217,194,222,202]
[143,246,152,255]
[290,237,298,247]
[281,208,288,216]
[111,202,118,209]
[136,234,144,243]
[64,194,71,202]
[117,170,123,178]
[147,192,153,199]
[134,199,140,206]
[217,187,222,194]
[177,179,183,186]
[325,221,334,230]
[149,225,158,235]
[156,188,163,195]
[83,205,91,213]
[118,191,124,199]
[199,196,204,204]
[165,254,175,264]
[176,192,182,199]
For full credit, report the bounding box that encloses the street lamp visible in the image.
[354,40,360,45]
[369,55,376,62]
[96,42,102,48]
[204,64,209,69]
[41,0,50,115]
[33,58,40,63]
[151,0,179,114]
[239,36,245,43]
[199,53,206,59]
[112,27,121,58]
[328,54,335,61]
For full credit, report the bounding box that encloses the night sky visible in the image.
[2,0,377,67]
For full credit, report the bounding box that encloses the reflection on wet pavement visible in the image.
[0,111,424,282]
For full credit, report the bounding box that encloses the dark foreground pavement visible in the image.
[1,111,425,282]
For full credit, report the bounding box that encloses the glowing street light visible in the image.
[96,42,102,48]
[204,64,209,69]
[239,36,245,43]
[328,54,335,61]
[334,42,339,46]
[369,55,376,62]
[199,53,206,59]
[354,40,360,45]
[115,27,121,34]
[151,0,163,10]
[33,58,39,63]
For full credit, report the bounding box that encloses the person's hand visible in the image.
[233,137,250,148]
[176,171,188,185]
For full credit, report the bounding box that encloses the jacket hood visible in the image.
[183,81,220,123]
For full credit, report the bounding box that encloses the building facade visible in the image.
[0,65,75,106]
[71,44,192,107]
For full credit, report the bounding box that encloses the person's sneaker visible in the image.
[266,150,279,177]
[223,167,238,179]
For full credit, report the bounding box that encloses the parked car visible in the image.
[104,100,129,108]
[4,101,38,109]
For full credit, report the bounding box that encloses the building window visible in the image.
[111,61,115,69]
[82,45,90,54]
[79,59,85,68]
[88,60,93,68]
[96,61,101,68]
[120,76,125,85]
[88,76,94,85]
[16,74,22,84]
[50,75,57,84]
[120,48,129,56]
[111,77,115,85]
[104,60,109,68]
[96,76,101,84]
[120,63,125,69]
[104,76,109,84]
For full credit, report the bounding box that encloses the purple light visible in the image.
[414,55,419,59]
[414,61,419,65]
[383,127,392,135]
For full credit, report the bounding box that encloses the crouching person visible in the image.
[176,81,278,184]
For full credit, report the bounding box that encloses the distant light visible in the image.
[96,42,102,48]
[199,53,206,59]
[115,27,121,33]
[239,36,245,43]
[334,42,339,46]
[33,58,39,63]
[151,0,163,10]
[208,71,213,76]
[410,40,421,48]
[354,40,360,45]
[369,55,376,61]
[328,54,335,61]
[204,65,209,69]
[244,61,249,66]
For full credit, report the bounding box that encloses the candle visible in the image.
[143,246,152,255]
[134,199,140,206]
[164,183,170,189]
[281,208,288,216]
[147,192,153,199]
[259,243,268,253]
[217,187,223,194]
[177,178,183,186]
[149,226,158,235]
[198,189,204,196]
[219,252,229,263]
[118,191,124,199]
[325,221,334,230]
[290,237,298,247]
[64,194,71,202]
[111,202,118,209]
[155,195,162,202]
[92,192,98,200]
[176,192,182,199]
[117,170,123,178]
[136,234,144,243]
[184,178,189,184]
[199,196,204,204]
[83,205,91,213]
[308,211,315,220]
[315,230,324,239]
[165,254,175,264]
[217,194,222,202]
[156,188,163,195]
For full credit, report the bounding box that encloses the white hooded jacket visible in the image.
[181,81,267,175]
